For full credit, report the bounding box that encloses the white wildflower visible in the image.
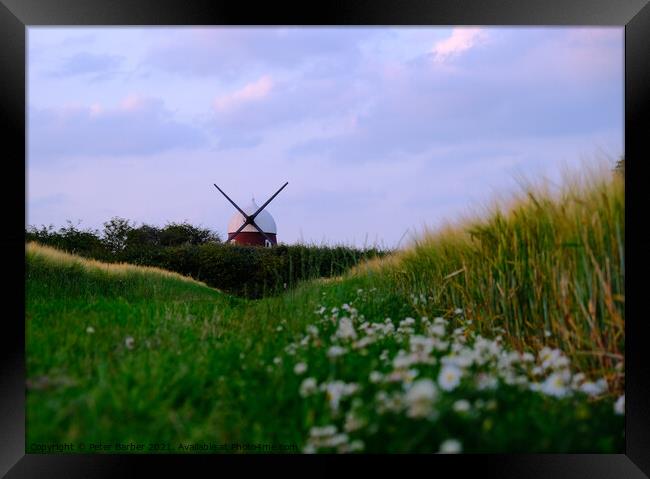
[404,379,438,418]
[521,352,535,362]
[353,336,375,349]
[303,444,316,454]
[299,377,318,397]
[379,349,390,362]
[540,371,570,398]
[393,350,415,369]
[327,345,347,359]
[400,317,416,327]
[614,395,625,415]
[326,434,349,448]
[273,356,282,365]
[410,335,435,354]
[571,372,586,388]
[310,425,337,438]
[344,411,366,432]
[369,371,384,383]
[434,340,449,352]
[124,336,135,350]
[385,368,418,384]
[439,438,462,453]
[284,343,298,355]
[336,317,357,341]
[579,378,608,396]
[428,324,446,337]
[322,381,359,412]
[441,353,473,369]
[539,347,569,370]
[438,364,462,391]
[86,326,95,334]
[294,362,308,375]
[453,399,471,413]
[346,439,365,452]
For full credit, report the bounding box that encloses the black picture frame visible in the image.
[2,0,648,476]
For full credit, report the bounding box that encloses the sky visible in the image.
[27,27,623,248]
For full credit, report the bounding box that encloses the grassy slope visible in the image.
[26,169,624,453]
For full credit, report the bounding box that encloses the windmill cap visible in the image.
[227,198,277,234]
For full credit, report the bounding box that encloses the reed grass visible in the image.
[357,163,624,383]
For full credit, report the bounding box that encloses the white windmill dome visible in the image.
[227,198,277,234]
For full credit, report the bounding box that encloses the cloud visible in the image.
[50,52,124,79]
[208,73,367,149]
[29,95,206,159]
[144,28,374,78]
[214,75,274,113]
[287,28,622,165]
[431,28,487,62]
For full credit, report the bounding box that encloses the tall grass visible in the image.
[354,164,624,383]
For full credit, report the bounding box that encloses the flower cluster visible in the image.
[278,292,622,453]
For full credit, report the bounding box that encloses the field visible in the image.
[26,166,625,453]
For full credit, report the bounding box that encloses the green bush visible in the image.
[26,222,112,261]
[25,219,389,298]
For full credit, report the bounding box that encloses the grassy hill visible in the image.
[26,166,624,453]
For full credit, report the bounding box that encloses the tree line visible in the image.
[25,217,388,298]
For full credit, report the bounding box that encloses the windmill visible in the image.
[213,182,288,247]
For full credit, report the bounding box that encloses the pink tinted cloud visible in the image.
[30,95,204,158]
[214,75,274,112]
[431,27,487,62]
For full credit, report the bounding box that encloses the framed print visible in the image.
[2,0,649,476]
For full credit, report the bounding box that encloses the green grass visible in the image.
[26,166,625,453]
[366,164,625,382]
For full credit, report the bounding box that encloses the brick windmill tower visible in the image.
[213,182,288,247]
